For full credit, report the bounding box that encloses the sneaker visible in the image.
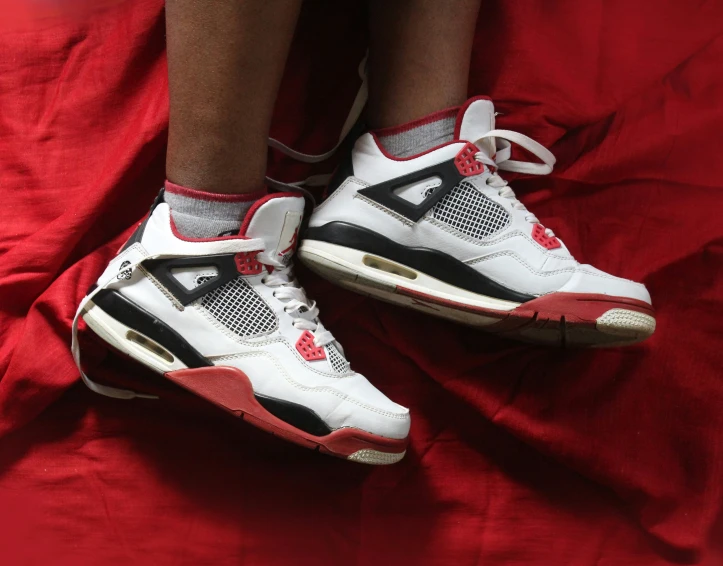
[72,190,410,464]
[299,97,655,347]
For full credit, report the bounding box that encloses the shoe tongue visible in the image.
[241,194,305,265]
[454,96,496,155]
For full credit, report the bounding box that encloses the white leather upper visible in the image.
[308,102,650,304]
[244,195,304,267]
[100,196,410,439]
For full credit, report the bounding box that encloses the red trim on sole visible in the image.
[396,287,654,329]
[517,292,654,318]
[165,367,408,459]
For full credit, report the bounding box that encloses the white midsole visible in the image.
[82,301,188,375]
[299,240,521,312]
[299,239,656,343]
[83,303,406,462]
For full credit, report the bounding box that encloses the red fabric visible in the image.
[1,1,722,564]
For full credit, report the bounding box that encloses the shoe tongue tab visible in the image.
[243,195,305,265]
[455,97,496,154]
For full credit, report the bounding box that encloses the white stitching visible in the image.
[466,250,577,276]
[210,350,407,419]
[353,193,417,227]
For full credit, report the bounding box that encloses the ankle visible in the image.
[166,135,268,196]
[166,165,265,196]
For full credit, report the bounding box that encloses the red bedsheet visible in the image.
[1,1,722,564]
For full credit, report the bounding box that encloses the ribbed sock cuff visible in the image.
[375,107,459,158]
[164,181,266,238]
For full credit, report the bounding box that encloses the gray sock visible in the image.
[377,112,457,158]
[164,181,263,238]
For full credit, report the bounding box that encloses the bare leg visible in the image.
[366,0,482,129]
[165,0,302,195]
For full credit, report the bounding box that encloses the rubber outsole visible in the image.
[81,302,408,465]
[298,240,656,347]
[166,367,407,464]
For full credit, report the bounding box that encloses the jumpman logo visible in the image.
[279,227,298,256]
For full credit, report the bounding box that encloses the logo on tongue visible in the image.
[279,228,298,257]
[275,211,303,265]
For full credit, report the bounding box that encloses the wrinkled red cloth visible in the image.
[1,1,722,564]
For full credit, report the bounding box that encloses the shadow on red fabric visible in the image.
[1,1,722,564]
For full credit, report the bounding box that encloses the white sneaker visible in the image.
[72,191,410,464]
[300,97,655,347]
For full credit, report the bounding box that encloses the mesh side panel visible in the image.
[326,344,349,374]
[430,180,510,239]
[196,276,277,337]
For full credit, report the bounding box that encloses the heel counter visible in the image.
[118,188,164,252]
[119,216,149,253]
[324,151,354,200]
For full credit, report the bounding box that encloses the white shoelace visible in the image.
[256,252,335,348]
[264,55,368,206]
[472,129,558,238]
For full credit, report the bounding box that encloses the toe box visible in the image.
[558,264,651,305]
[325,373,411,440]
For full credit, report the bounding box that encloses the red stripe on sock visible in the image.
[165,180,267,202]
[372,106,461,137]
[370,133,463,162]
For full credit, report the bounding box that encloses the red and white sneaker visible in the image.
[299,97,655,347]
[73,191,410,464]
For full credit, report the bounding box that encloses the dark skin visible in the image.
[165,0,482,195]
[366,0,481,129]
[165,0,303,195]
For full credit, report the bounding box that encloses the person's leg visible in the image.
[300,0,654,347]
[366,0,481,130]
[164,0,301,237]
[76,1,412,461]
[166,0,301,194]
